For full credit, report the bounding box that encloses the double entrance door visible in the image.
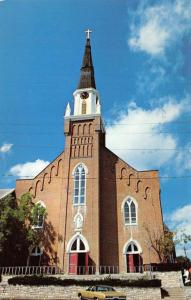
[126,254,143,273]
[69,252,89,274]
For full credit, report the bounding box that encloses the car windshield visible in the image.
[97,286,115,292]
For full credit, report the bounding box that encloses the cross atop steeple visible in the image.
[85,29,92,40]
[77,30,96,89]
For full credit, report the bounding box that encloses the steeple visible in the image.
[78,30,96,89]
[66,30,101,118]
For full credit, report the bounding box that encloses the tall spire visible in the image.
[77,29,96,89]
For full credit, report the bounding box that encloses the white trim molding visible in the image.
[29,245,43,256]
[66,233,89,253]
[121,195,138,226]
[123,239,142,255]
[72,163,88,206]
[72,162,89,176]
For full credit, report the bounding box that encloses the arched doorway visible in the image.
[29,246,42,266]
[67,234,89,275]
[124,240,143,273]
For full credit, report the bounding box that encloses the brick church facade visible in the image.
[15,33,164,274]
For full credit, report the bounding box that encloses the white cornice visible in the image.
[64,113,100,121]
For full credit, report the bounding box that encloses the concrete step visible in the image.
[161,287,186,299]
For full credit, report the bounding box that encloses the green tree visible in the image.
[176,255,190,266]
[0,193,46,266]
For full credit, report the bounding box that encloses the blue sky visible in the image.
[0,0,191,257]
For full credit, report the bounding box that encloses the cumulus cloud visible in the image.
[136,64,168,95]
[0,143,13,153]
[106,98,187,170]
[128,0,191,56]
[9,159,49,179]
[171,205,191,224]
[167,204,191,257]
[175,141,191,173]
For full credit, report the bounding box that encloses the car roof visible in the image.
[94,285,113,288]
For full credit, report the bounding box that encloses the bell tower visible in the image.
[65,29,101,118]
[61,30,105,273]
[64,29,105,158]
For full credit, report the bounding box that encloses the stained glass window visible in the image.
[73,164,86,205]
[124,198,137,225]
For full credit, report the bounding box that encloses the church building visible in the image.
[15,31,164,274]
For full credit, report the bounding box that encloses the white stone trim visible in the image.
[74,212,83,232]
[72,163,88,206]
[36,200,46,208]
[121,196,138,226]
[72,162,89,176]
[123,239,142,254]
[29,245,43,256]
[66,233,89,253]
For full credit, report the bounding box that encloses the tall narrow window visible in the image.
[82,100,86,114]
[73,164,86,205]
[124,198,137,225]
[33,202,46,228]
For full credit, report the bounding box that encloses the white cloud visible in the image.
[106,98,186,170]
[171,205,191,224]
[175,143,191,174]
[9,159,49,179]
[129,18,169,55]
[167,204,191,258]
[0,143,13,153]
[128,0,191,56]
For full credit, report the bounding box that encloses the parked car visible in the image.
[78,285,126,300]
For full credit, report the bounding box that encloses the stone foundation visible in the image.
[0,271,184,300]
[153,271,183,288]
[0,284,161,300]
[185,287,191,300]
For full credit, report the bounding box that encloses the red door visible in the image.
[128,254,134,273]
[69,253,78,274]
[85,252,89,274]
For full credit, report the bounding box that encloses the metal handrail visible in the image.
[0,264,151,276]
[0,266,61,276]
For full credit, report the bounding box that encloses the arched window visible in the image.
[126,242,139,253]
[33,201,46,228]
[29,246,42,266]
[30,246,42,256]
[70,236,86,252]
[82,100,86,114]
[67,233,89,253]
[73,164,86,205]
[124,198,137,225]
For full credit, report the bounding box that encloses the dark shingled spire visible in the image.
[78,37,96,89]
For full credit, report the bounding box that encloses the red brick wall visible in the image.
[15,115,164,273]
[100,147,163,271]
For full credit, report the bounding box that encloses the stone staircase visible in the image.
[161,287,186,300]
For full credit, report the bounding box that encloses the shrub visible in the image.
[8,276,161,287]
[151,263,182,272]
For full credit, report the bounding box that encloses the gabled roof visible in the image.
[77,37,96,89]
[0,189,15,200]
